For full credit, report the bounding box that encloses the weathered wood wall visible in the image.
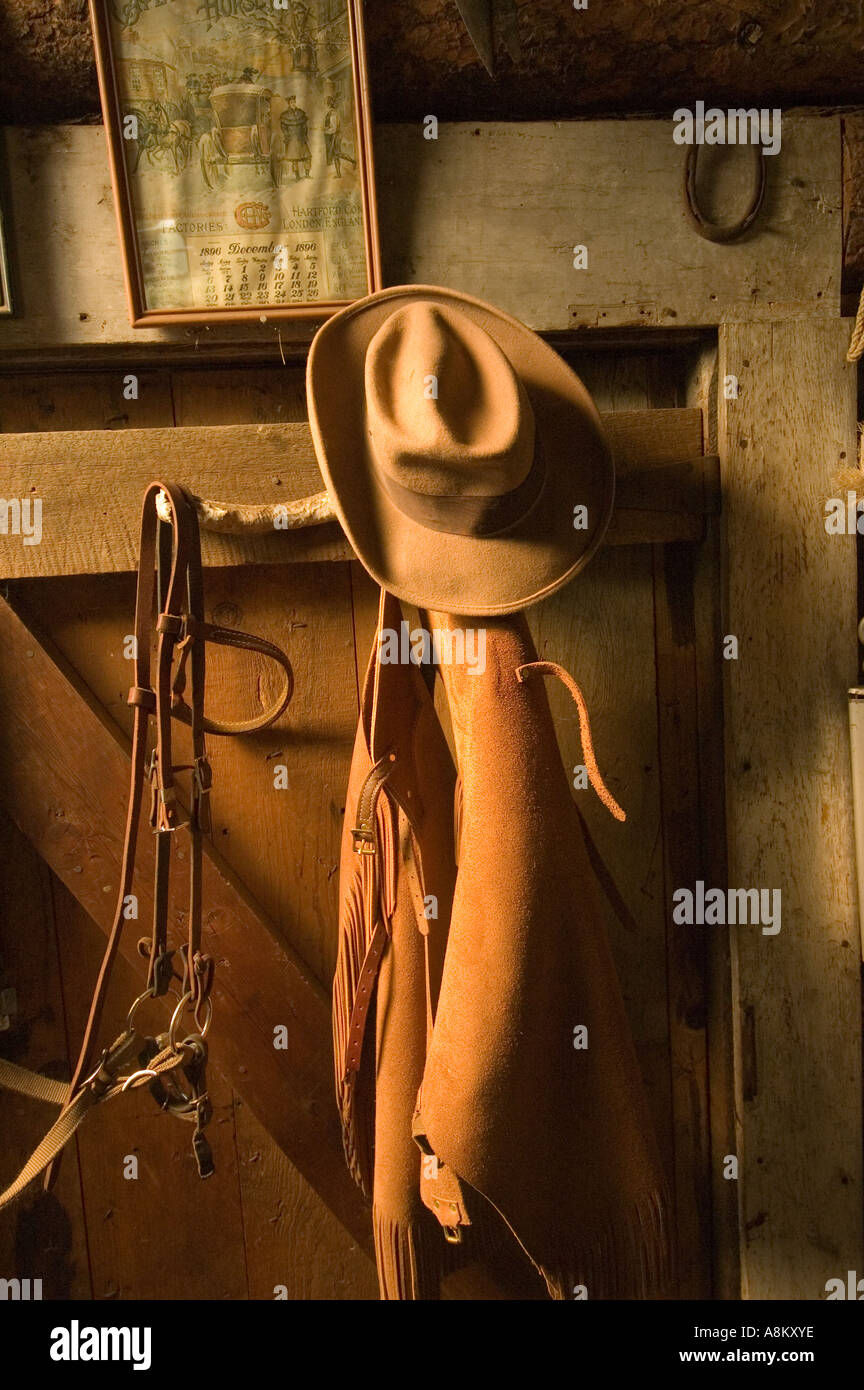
[0,118,839,359]
[0,346,724,1298]
[719,319,863,1299]
[1,106,862,1303]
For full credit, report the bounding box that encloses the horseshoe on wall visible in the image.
[683,143,767,243]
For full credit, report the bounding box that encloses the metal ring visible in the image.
[125,986,156,1033]
[125,982,183,1034]
[168,990,213,1051]
[684,143,766,243]
[193,997,211,1034]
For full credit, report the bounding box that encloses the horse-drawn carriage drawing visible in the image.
[200,85,273,189]
[127,102,193,175]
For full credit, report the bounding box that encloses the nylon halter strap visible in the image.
[0,480,294,1210]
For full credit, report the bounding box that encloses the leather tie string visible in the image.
[515,660,626,822]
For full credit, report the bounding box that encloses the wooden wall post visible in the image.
[719,319,863,1298]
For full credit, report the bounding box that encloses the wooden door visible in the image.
[0,343,726,1299]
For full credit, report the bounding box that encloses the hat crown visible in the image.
[364,302,535,498]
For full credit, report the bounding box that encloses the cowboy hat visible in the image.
[306,284,614,616]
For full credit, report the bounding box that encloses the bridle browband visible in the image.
[0,480,294,1207]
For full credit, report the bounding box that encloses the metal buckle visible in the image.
[147,752,180,832]
[432,1197,465,1244]
[83,1029,145,1098]
[193,756,212,794]
[154,786,180,833]
[156,612,186,640]
[120,1066,159,1093]
[351,828,376,855]
[192,756,212,833]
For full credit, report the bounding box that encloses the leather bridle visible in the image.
[0,480,294,1208]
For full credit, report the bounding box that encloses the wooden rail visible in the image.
[0,408,716,578]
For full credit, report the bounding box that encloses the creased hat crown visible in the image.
[307,283,615,615]
[364,301,535,500]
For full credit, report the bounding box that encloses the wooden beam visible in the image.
[843,114,864,303]
[1,2,862,130]
[652,540,712,1297]
[0,408,711,578]
[719,319,863,1298]
[0,120,838,361]
[380,118,838,331]
[0,594,374,1258]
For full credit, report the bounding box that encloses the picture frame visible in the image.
[89,0,381,326]
[0,186,12,316]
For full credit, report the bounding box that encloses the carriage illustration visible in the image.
[200,85,273,187]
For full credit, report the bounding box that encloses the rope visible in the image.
[155,487,335,534]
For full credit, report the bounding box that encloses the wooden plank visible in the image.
[565,348,690,414]
[12,581,375,1293]
[0,409,708,578]
[605,409,702,467]
[607,511,703,547]
[233,1098,378,1301]
[0,120,838,361]
[166,364,382,1298]
[0,421,349,575]
[523,354,694,1286]
[170,366,308,425]
[0,365,177,1300]
[685,341,741,1299]
[697,514,740,1301]
[652,540,712,1298]
[54,882,250,1300]
[170,376,363,987]
[529,546,675,1199]
[380,118,838,329]
[842,115,864,301]
[0,593,374,1257]
[0,370,175,433]
[719,319,863,1299]
[0,814,92,1299]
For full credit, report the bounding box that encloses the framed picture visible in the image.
[89,0,381,325]
[0,186,12,316]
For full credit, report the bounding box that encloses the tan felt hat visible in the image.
[306,284,614,616]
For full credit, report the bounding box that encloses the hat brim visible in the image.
[307,285,614,617]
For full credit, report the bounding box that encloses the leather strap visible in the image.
[169,616,294,736]
[1,480,294,1208]
[515,660,626,821]
[343,922,388,1078]
[341,751,397,1084]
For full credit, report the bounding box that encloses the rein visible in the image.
[0,481,294,1208]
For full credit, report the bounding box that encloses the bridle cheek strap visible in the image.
[0,480,295,1209]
